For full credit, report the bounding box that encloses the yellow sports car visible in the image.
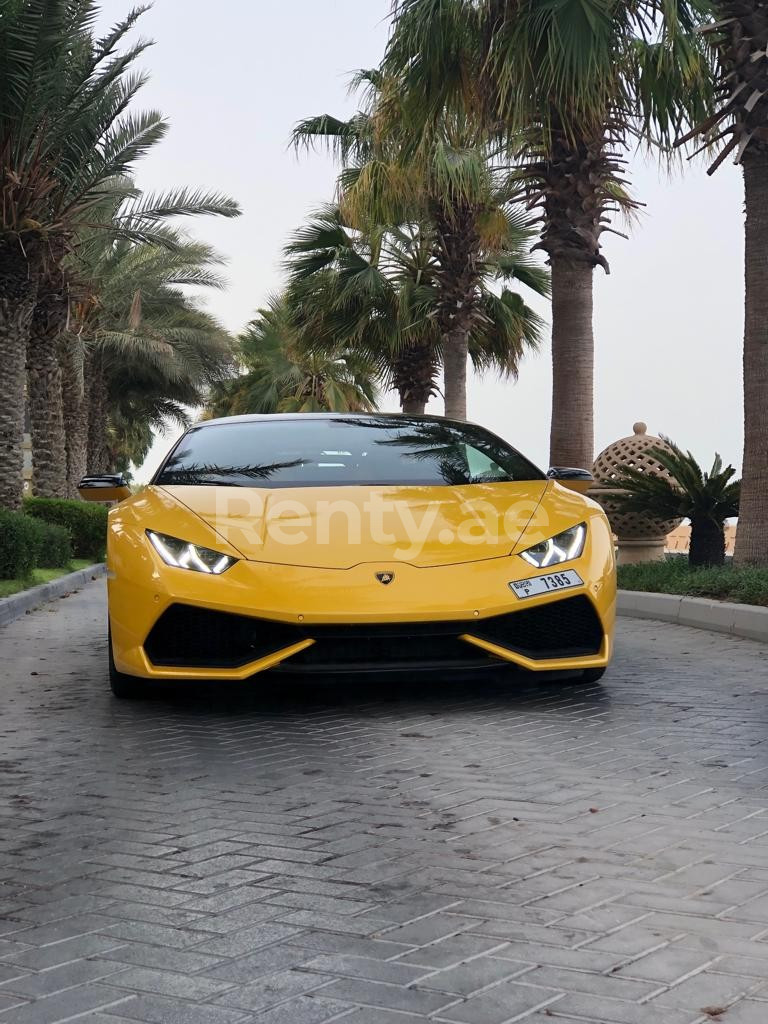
[79,414,616,697]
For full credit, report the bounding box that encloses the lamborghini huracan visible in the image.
[79,414,616,697]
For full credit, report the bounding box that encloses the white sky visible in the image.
[98,0,745,480]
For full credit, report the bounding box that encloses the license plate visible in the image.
[509,569,583,600]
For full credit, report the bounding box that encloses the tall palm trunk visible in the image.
[0,245,38,509]
[27,288,68,497]
[442,330,469,419]
[86,348,110,474]
[60,335,88,496]
[734,155,768,566]
[392,339,438,415]
[549,259,595,469]
[532,124,618,470]
[433,205,482,421]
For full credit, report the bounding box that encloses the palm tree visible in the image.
[72,228,234,475]
[59,330,88,497]
[615,442,740,567]
[293,71,549,420]
[0,3,239,506]
[285,207,440,414]
[27,276,70,497]
[0,3,157,507]
[384,0,712,464]
[675,4,768,565]
[209,296,379,417]
[28,182,240,499]
[285,195,546,419]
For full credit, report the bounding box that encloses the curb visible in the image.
[618,589,768,643]
[0,564,106,628]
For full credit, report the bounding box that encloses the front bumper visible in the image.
[108,528,616,680]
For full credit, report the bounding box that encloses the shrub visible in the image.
[27,518,73,569]
[617,560,768,607]
[23,497,107,561]
[0,509,41,580]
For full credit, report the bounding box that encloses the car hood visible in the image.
[160,482,551,569]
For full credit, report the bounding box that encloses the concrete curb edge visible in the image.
[618,589,768,643]
[0,564,106,628]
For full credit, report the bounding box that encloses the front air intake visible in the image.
[144,595,604,671]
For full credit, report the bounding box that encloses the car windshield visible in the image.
[154,416,544,488]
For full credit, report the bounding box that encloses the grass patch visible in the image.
[0,560,94,599]
[618,560,768,607]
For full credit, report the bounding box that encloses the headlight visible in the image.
[519,522,586,568]
[147,531,237,575]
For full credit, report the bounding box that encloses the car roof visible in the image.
[193,412,469,430]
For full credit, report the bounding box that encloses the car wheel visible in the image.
[108,627,145,699]
[580,667,607,684]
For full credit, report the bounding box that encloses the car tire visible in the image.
[108,627,145,699]
[580,667,607,684]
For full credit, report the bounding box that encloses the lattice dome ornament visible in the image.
[590,422,682,562]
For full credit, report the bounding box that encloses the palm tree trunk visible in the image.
[689,516,726,568]
[734,155,768,566]
[442,330,469,420]
[433,204,481,422]
[0,245,38,510]
[86,348,110,474]
[392,339,437,415]
[549,258,595,470]
[60,335,88,496]
[401,396,426,415]
[27,290,68,498]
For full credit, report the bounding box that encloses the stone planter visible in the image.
[590,423,682,565]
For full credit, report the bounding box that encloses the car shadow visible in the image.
[123,667,612,718]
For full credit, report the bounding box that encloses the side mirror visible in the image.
[547,466,594,494]
[78,474,132,503]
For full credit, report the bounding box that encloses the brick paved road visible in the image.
[2,581,768,1024]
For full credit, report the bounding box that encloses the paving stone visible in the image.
[1,935,127,971]
[99,993,247,1023]
[334,1012,427,1024]
[416,955,525,994]
[491,939,620,973]
[6,914,119,947]
[539,992,699,1024]
[375,915,476,946]
[315,976,452,1015]
[395,933,505,968]
[94,920,214,948]
[200,944,315,983]
[654,970,761,1011]
[191,922,301,956]
[0,983,131,1023]
[250,995,356,1024]
[97,943,226,974]
[712,1000,768,1024]
[299,953,427,986]
[434,979,563,1023]
[0,963,30,985]
[106,967,235,1000]
[214,967,332,1010]
[0,958,124,999]
[616,943,717,983]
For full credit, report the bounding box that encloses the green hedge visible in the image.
[28,518,73,569]
[0,509,42,579]
[617,560,768,607]
[0,510,74,578]
[23,497,107,562]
